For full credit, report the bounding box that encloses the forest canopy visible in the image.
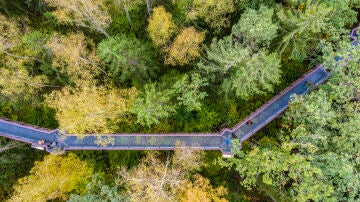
[0,0,359,201]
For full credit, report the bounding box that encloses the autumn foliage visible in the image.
[147,6,177,47]
[10,154,92,202]
[166,27,204,66]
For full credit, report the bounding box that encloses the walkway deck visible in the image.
[0,27,357,156]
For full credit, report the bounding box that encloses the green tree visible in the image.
[98,35,157,83]
[131,72,208,126]
[10,153,93,202]
[236,0,276,10]
[220,143,334,201]
[198,36,250,74]
[232,6,278,48]
[0,141,42,201]
[222,50,282,99]
[21,31,59,83]
[198,36,282,99]
[68,174,128,202]
[276,1,357,61]
[0,0,27,16]
[172,73,208,111]
[110,0,144,28]
[350,0,360,8]
[21,31,49,59]
[0,14,41,66]
[131,83,176,126]
[1,30,49,104]
[0,0,47,16]
[0,16,54,89]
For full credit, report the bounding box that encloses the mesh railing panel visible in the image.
[62,135,223,150]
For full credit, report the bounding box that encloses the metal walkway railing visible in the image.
[0,27,357,156]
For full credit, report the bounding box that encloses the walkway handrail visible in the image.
[231,65,324,132]
[229,65,329,143]
[0,118,59,134]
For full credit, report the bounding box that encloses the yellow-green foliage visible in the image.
[147,6,177,47]
[46,85,137,134]
[0,13,20,51]
[187,0,235,32]
[119,150,205,201]
[178,174,228,202]
[10,153,93,202]
[44,0,111,36]
[0,67,47,103]
[166,27,204,66]
[46,32,100,85]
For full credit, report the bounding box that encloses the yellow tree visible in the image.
[118,149,205,201]
[10,153,92,202]
[44,0,111,37]
[0,14,51,65]
[0,14,21,55]
[147,6,177,47]
[187,0,235,33]
[46,32,103,85]
[0,14,39,63]
[0,14,49,103]
[166,27,204,66]
[0,66,47,103]
[178,174,228,202]
[46,85,137,134]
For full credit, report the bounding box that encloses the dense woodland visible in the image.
[0,0,359,201]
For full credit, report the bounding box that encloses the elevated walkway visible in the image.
[230,65,329,142]
[1,27,357,156]
[0,65,329,155]
[0,118,59,150]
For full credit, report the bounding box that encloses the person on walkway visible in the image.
[38,139,45,146]
[246,120,253,125]
[305,81,313,88]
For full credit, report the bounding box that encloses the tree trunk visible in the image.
[0,142,24,153]
[256,174,281,202]
[122,0,133,28]
[97,26,110,38]
[146,0,152,16]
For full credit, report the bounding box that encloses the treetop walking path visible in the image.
[0,28,357,156]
